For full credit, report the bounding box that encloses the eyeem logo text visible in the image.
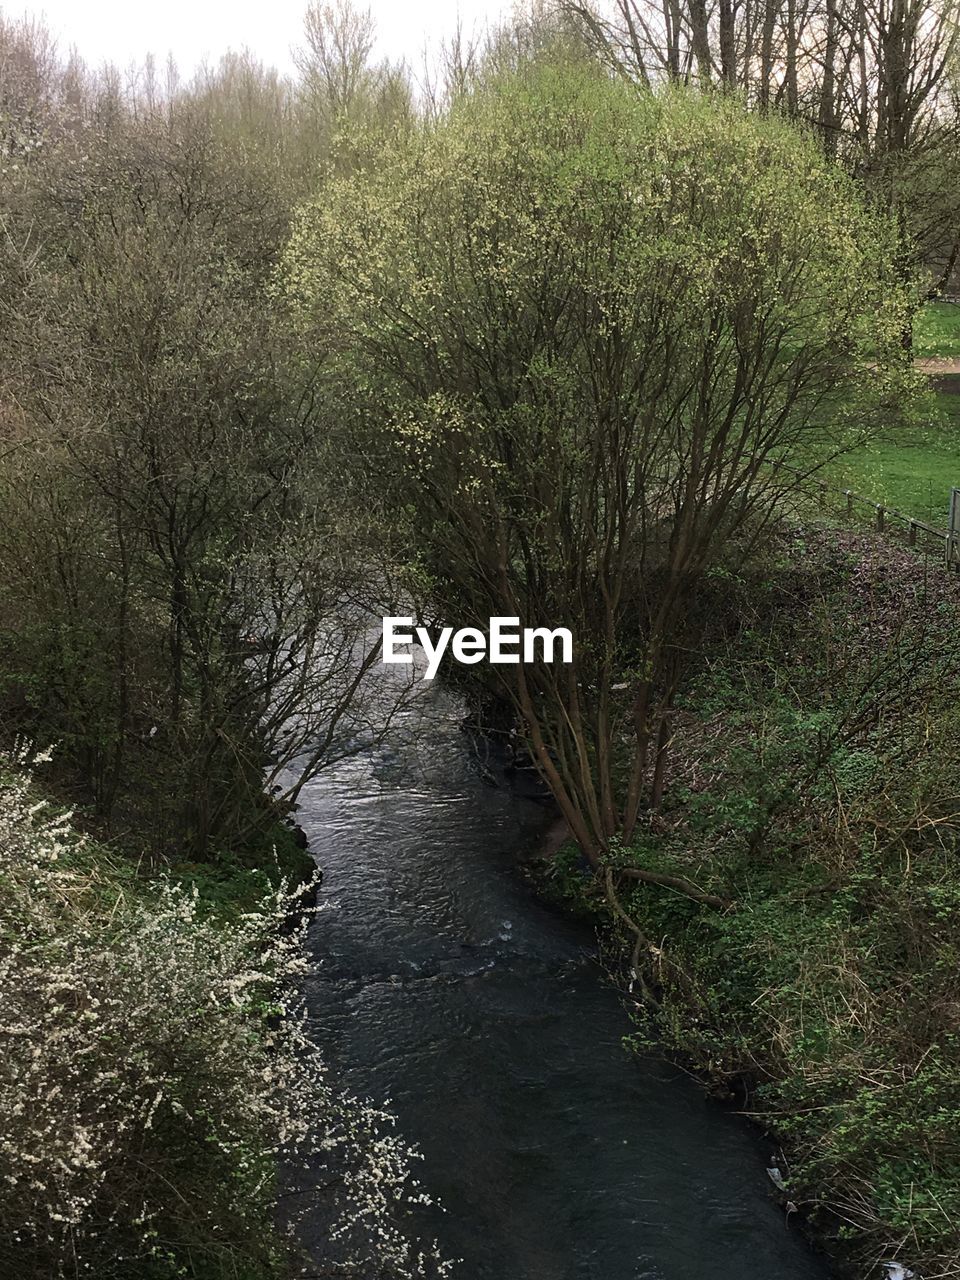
[382,616,573,681]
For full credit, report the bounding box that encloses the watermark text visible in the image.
[382,616,573,680]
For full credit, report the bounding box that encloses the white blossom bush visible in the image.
[0,750,452,1279]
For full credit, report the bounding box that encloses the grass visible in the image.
[829,386,960,527]
[914,300,960,359]
[825,301,960,526]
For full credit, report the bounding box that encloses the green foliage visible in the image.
[287,68,912,450]
[533,841,604,921]
[169,821,316,921]
[284,60,918,859]
[614,529,960,1275]
[0,49,388,863]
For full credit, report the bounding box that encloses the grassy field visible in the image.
[826,304,960,527]
[830,382,960,527]
[915,300,960,359]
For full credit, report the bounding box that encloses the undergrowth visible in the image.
[0,751,451,1280]
[550,528,960,1280]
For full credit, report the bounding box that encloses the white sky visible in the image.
[14,1,517,79]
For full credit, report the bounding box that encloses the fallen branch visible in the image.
[617,865,731,910]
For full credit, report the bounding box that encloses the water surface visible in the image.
[295,679,830,1280]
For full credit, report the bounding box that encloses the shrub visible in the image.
[0,750,450,1279]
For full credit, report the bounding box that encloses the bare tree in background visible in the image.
[559,0,960,294]
[559,0,956,126]
[296,0,377,118]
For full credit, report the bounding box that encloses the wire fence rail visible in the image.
[768,458,960,571]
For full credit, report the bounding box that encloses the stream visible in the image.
[294,674,833,1280]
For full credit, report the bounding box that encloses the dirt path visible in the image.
[916,357,960,375]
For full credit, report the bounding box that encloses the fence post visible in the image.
[845,490,853,516]
[909,521,917,547]
[876,504,885,533]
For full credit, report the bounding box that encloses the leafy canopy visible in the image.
[284,63,916,857]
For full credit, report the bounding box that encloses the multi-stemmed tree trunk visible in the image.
[285,63,914,867]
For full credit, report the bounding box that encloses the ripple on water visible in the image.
[293,690,832,1280]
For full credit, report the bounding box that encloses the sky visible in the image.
[15,1,518,79]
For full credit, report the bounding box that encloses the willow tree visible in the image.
[285,63,913,870]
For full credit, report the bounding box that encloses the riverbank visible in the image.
[0,756,321,1278]
[0,752,458,1280]
[167,815,317,921]
[538,525,960,1280]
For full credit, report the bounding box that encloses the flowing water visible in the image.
[294,676,832,1280]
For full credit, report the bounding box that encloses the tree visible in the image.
[558,0,958,131]
[295,0,413,155]
[284,63,914,870]
[560,0,960,299]
[0,55,406,858]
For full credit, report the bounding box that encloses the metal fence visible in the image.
[767,458,960,570]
